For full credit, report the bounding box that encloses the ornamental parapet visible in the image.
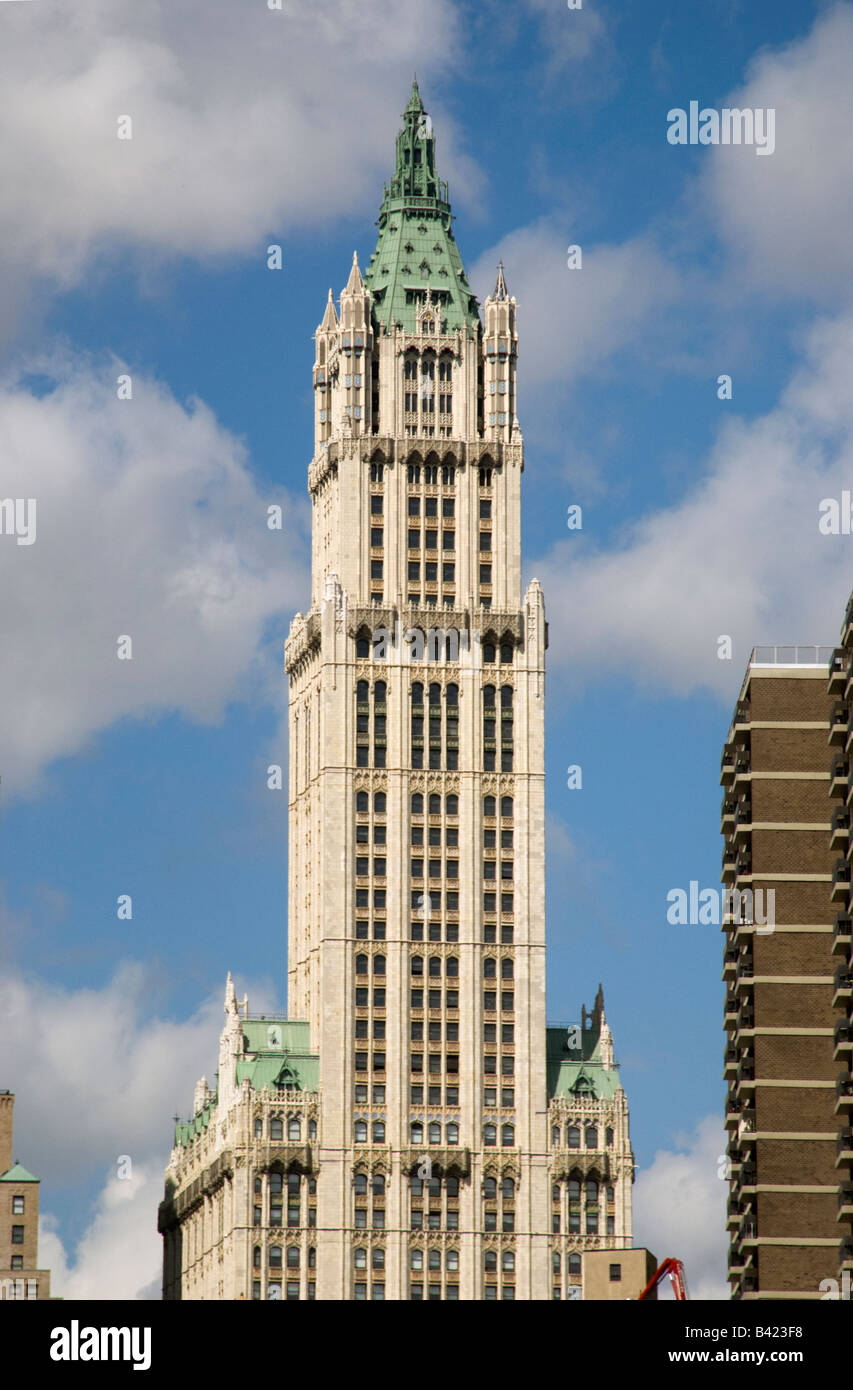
[158,1149,234,1232]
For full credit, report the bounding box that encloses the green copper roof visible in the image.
[237,1019,319,1093]
[0,1162,39,1183]
[363,81,481,337]
[546,1026,623,1103]
[173,1019,319,1148]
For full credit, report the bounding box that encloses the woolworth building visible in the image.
[159,82,635,1301]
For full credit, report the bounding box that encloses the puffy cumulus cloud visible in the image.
[0,0,475,330]
[704,2,853,299]
[1,962,223,1187]
[534,312,853,699]
[40,1166,165,1302]
[633,1115,728,1301]
[470,224,681,389]
[4,959,280,1298]
[0,352,307,793]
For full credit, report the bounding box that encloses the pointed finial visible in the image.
[225,972,237,1013]
[493,261,509,301]
[406,76,425,114]
[344,251,364,293]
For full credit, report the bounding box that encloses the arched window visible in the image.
[483,642,496,664]
[568,1180,581,1201]
[567,1125,580,1150]
[484,957,496,978]
[502,1177,515,1199]
[355,954,368,976]
[501,958,513,979]
[483,1124,497,1147]
[357,637,369,659]
[446,1123,459,1145]
[411,793,424,815]
[374,681,386,703]
[287,1118,301,1141]
[357,680,369,702]
[585,1180,598,1204]
[500,642,513,664]
[308,1119,317,1140]
[446,794,458,815]
[410,1248,424,1270]
[429,683,440,706]
[429,793,441,815]
[286,1246,299,1269]
[500,796,513,818]
[501,1124,514,1147]
[428,956,441,977]
[372,1121,385,1143]
[374,791,386,813]
[552,1252,561,1273]
[446,956,458,977]
[411,955,423,976]
[585,1126,598,1149]
[606,1127,614,1147]
[484,795,496,817]
[501,685,513,707]
[354,1247,367,1269]
[356,790,368,813]
[483,684,496,708]
[502,1251,515,1271]
[412,682,424,704]
[374,955,386,976]
[446,683,458,706]
[253,1246,261,1268]
[270,1118,283,1141]
[551,1126,560,1146]
[446,1249,459,1271]
[354,1172,367,1195]
[269,1246,282,1268]
[354,1120,367,1142]
[428,1122,441,1144]
[483,1177,497,1199]
[484,1250,497,1271]
[373,1248,385,1270]
[569,1253,581,1276]
[411,1122,423,1144]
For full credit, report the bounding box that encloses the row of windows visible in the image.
[253,1116,316,1142]
[554,1180,615,1204]
[551,1124,615,1149]
[354,791,512,819]
[253,1245,315,1270]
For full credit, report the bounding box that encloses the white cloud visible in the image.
[2,959,280,1299]
[470,224,681,389]
[534,312,853,698]
[633,1114,729,1300]
[705,3,853,299]
[0,0,476,333]
[40,1166,165,1302]
[0,352,307,793]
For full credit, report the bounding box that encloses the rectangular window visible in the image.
[11,1226,24,1244]
[11,1197,24,1216]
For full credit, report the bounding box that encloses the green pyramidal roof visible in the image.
[363,81,481,337]
[1,1162,39,1183]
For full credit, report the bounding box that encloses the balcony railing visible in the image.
[833,913,853,957]
[751,645,835,666]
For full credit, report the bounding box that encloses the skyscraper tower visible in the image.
[160,84,634,1303]
[286,77,549,1300]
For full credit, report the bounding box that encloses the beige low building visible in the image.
[160,82,637,1301]
[0,1091,53,1301]
[584,1247,657,1301]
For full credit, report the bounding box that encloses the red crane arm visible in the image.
[638,1257,689,1301]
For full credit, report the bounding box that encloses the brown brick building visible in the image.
[722,635,853,1299]
[0,1091,53,1300]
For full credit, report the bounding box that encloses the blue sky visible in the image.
[3,0,853,1299]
